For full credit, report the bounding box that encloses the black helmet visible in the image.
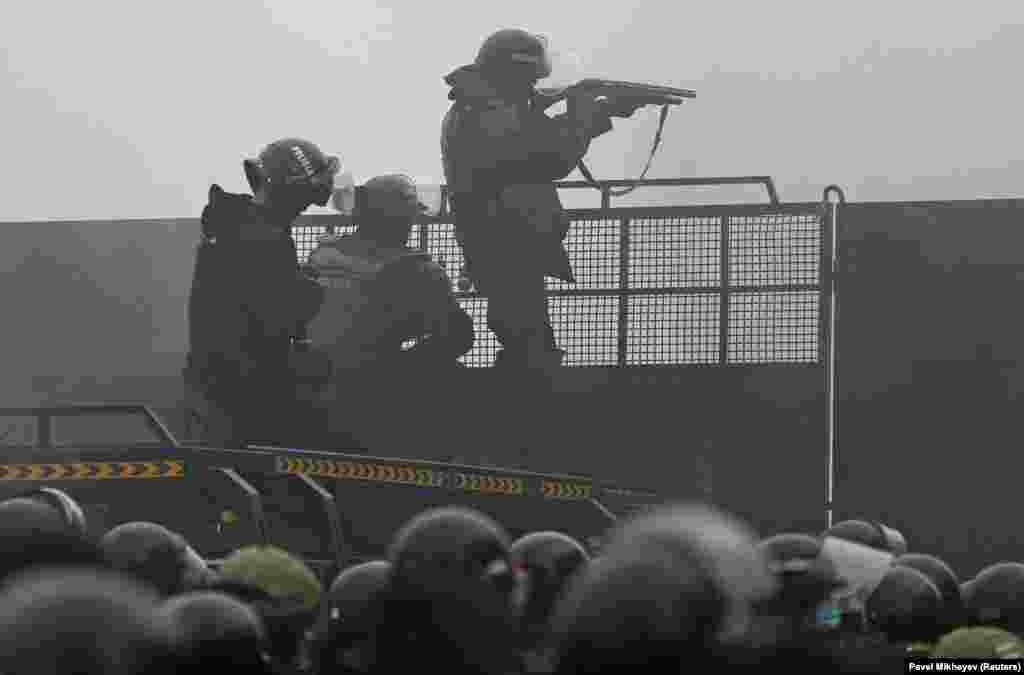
[21,487,88,536]
[866,565,944,643]
[244,138,340,207]
[964,562,1024,634]
[475,29,552,80]
[894,553,964,631]
[161,591,269,671]
[383,507,517,674]
[389,506,513,595]
[0,567,171,675]
[318,561,391,673]
[824,519,906,555]
[327,560,391,620]
[100,521,209,596]
[0,487,88,537]
[509,531,589,642]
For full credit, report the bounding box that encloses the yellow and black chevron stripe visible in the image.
[541,479,593,500]
[0,461,185,481]
[451,472,527,496]
[276,457,442,487]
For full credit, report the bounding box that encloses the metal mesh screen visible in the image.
[292,204,826,368]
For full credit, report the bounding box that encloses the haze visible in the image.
[2,0,1022,220]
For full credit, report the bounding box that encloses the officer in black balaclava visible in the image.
[185,138,338,449]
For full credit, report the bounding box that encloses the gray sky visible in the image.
[2,0,1023,222]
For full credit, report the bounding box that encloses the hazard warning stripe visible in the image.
[0,461,185,481]
[541,480,593,500]
[276,457,443,487]
[451,473,527,496]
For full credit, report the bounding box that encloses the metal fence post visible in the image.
[618,217,631,367]
[719,216,731,365]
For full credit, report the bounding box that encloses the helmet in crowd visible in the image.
[963,562,1024,634]
[318,561,392,674]
[510,531,589,637]
[384,507,518,674]
[244,138,340,207]
[548,539,728,672]
[161,591,269,671]
[866,565,944,644]
[327,560,391,627]
[389,506,514,596]
[932,627,1024,660]
[100,521,211,597]
[894,553,964,631]
[0,567,171,675]
[218,545,323,614]
[601,503,776,644]
[218,546,324,668]
[824,519,906,555]
[756,533,843,615]
[0,487,88,537]
[475,29,552,80]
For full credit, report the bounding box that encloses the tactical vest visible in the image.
[306,235,430,369]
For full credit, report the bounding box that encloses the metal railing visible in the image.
[0,404,180,448]
[294,177,830,368]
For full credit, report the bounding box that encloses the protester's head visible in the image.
[0,567,173,675]
[0,491,106,582]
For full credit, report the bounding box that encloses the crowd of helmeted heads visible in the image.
[0,487,1023,674]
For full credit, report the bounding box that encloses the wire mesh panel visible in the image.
[629,216,720,290]
[626,293,720,365]
[293,201,828,368]
[457,297,499,367]
[727,291,819,364]
[549,295,619,366]
[729,214,820,288]
[548,218,620,292]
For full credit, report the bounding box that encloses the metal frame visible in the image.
[0,404,180,448]
[295,192,830,369]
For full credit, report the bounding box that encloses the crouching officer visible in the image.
[305,174,474,452]
[184,137,339,449]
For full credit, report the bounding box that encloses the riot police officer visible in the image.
[185,138,338,448]
[441,29,644,465]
